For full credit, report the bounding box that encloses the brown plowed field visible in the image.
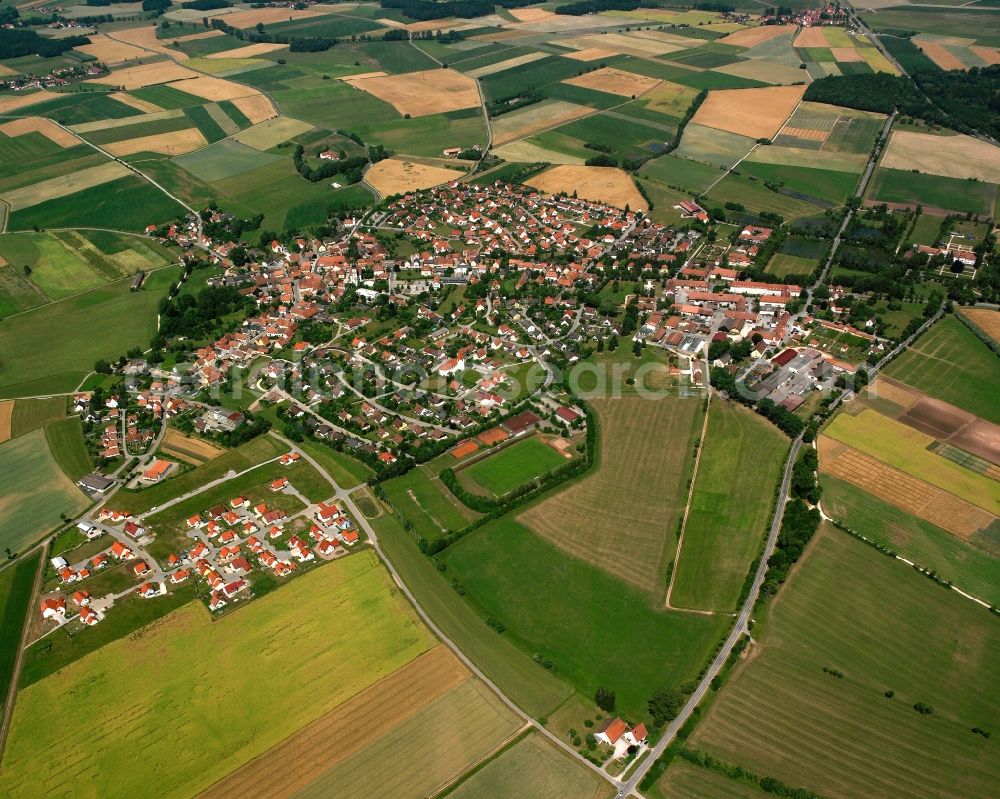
[818,436,995,539]
[161,428,224,464]
[201,645,469,799]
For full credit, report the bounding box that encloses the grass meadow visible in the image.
[443,518,729,720]
[690,526,1000,799]
[447,732,611,799]
[461,436,568,498]
[886,315,1000,424]
[370,509,572,719]
[3,553,433,799]
[868,168,996,216]
[9,396,65,439]
[0,266,180,398]
[670,403,789,612]
[0,551,41,708]
[0,429,89,554]
[383,466,479,543]
[44,416,92,482]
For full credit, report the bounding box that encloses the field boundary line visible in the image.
[0,541,47,764]
[426,723,532,799]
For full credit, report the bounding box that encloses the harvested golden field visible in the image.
[509,7,552,21]
[560,31,680,56]
[343,69,479,117]
[970,46,1000,66]
[232,115,312,150]
[564,66,660,97]
[528,165,647,210]
[230,94,277,124]
[466,52,548,78]
[564,47,618,62]
[867,376,921,411]
[830,46,864,62]
[0,91,61,114]
[961,308,1000,344]
[205,42,288,59]
[915,40,966,71]
[168,75,257,101]
[520,396,701,594]
[0,401,12,444]
[718,24,796,47]
[104,128,207,157]
[494,139,584,165]
[203,645,476,798]
[491,100,592,145]
[714,59,806,86]
[881,130,1000,183]
[160,427,224,464]
[692,84,805,139]
[111,25,192,59]
[3,161,131,210]
[366,158,464,196]
[109,91,163,113]
[291,678,522,799]
[76,33,149,63]
[794,26,830,48]
[0,117,79,147]
[88,61,198,89]
[173,29,225,43]
[818,436,995,539]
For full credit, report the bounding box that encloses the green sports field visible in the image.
[2,553,434,799]
[0,429,89,554]
[690,526,1000,799]
[670,403,788,612]
[0,267,180,398]
[443,518,729,719]
[461,437,568,498]
[886,315,1000,424]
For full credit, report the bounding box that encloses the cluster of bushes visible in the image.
[292,145,369,184]
[557,0,654,15]
[213,415,270,448]
[678,750,824,799]
[380,0,537,21]
[711,366,806,438]
[159,285,253,340]
[761,499,821,596]
[487,90,542,117]
[790,448,820,504]
[182,0,229,9]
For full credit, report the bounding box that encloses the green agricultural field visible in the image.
[820,475,1000,607]
[867,168,996,216]
[0,551,41,708]
[443,518,729,719]
[640,154,724,194]
[737,161,860,205]
[670,403,788,612]
[129,83,206,110]
[9,396,65,439]
[4,92,140,126]
[3,553,434,799]
[295,437,372,489]
[383,467,479,543]
[886,315,1000,424]
[0,429,90,554]
[44,416,91,482]
[461,437,568,498]
[825,408,998,513]
[447,732,611,799]
[675,123,756,170]
[9,175,186,233]
[0,139,105,195]
[371,509,573,719]
[0,267,180,398]
[174,139,285,182]
[690,526,1000,799]
[657,761,769,799]
[705,171,825,220]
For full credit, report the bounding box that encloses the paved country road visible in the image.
[617,432,804,798]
